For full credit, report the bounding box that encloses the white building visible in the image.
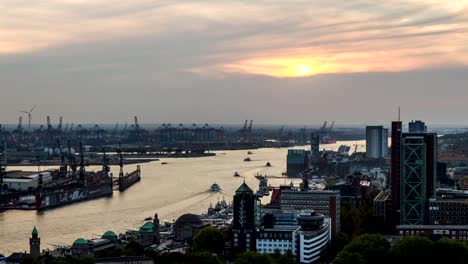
[256,225,299,255]
[292,212,331,263]
[4,172,52,191]
[257,211,331,263]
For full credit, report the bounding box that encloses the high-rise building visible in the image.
[409,120,427,133]
[400,133,437,225]
[232,182,261,252]
[287,149,310,177]
[391,119,437,227]
[366,126,388,158]
[29,226,40,259]
[391,121,402,228]
[310,133,320,167]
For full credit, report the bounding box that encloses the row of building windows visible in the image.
[257,243,291,248]
[259,233,292,239]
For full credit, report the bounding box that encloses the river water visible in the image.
[0,140,365,254]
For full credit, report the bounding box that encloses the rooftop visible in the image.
[236,182,253,194]
[73,238,88,245]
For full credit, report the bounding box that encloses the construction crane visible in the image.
[112,123,119,136]
[58,117,63,131]
[67,140,77,177]
[118,142,124,183]
[328,121,335,133]
[134,116,140,131]
[79,142,86,185]
[46,116,52,131]
[16,117,23,131]
[56,139,67,176]
[248,120,253,132]
[322,121,328,130]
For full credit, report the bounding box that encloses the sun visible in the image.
[291,64,315,77]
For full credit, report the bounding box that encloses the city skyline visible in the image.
[1,1,467,124]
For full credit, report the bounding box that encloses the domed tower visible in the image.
[29,226,40,259]
[153,213,160,244]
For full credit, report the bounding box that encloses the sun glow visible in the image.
[224,57,325,78]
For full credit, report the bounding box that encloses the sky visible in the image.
[1,0,468,126]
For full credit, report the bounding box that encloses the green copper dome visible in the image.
[32,226,38,235]
[102,231,117,238]
[73,238,88,245]
[139,222,154,233]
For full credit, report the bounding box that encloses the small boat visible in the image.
[144,217,152,221]
[266,162,271,167]
[244,157,251,162]
[210,182,220,192]
[247,151,253,155]
[161,162,168,165]
[234,172,240,177]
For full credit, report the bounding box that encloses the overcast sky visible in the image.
[1,0,467,126]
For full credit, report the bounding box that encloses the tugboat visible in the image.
[266,162,271,167]
[234,172,240,177]
[244,157,251,162]
[210,182,220,192]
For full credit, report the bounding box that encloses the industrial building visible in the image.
[3,171,52,191]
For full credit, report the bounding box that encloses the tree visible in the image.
[191,226,225,254]
[391,235,433,263]
[432,237,468,264]
[334,234,390,264]
[333,251,366,264]
[234,252,274,264]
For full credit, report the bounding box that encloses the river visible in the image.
[0,140,365,254]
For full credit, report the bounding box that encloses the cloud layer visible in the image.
[1,1,467,124]
[2,0,468,77]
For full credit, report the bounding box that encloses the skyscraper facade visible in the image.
[232,182,261,252]
[391,120,437,227]
[391,121,402,228]
[366,126,388,158]
[310,133,320,167]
